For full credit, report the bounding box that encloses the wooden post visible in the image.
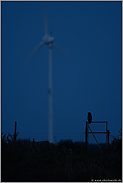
[85,121,89,149]
[85,127,86,146]
[107,130,109,145]
[106,121,107,147]
[14,121,17,141]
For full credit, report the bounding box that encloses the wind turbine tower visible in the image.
[48,43,53,143]
[29,8,58,143]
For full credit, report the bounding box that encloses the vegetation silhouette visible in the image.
[1,130,122,181]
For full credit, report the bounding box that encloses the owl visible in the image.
[87,112,92,124]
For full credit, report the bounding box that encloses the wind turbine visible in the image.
[29,8,59,143]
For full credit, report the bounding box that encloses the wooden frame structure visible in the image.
[85,121,110,149]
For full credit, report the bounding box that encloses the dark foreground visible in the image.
[1,134,122,182]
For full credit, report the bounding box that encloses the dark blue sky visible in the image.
[1,1,122,144]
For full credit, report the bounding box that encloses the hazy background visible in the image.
[1,1,122,144]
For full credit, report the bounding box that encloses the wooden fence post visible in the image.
[107,130,109,145]
[106,121,108,147]
[14,121,17,141]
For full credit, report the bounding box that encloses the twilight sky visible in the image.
[1,1,122,144]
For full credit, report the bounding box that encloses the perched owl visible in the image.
[87,112,92,124]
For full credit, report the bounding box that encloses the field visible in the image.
[1,133,122,182]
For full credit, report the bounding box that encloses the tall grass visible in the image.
[1,132,122,181]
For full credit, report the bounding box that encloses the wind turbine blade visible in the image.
[53,44,71,60]
[52,44,63,53]
[52,44,68,58]
[43,5,48,35]
[24,42,44,68]
[28,42,44,61]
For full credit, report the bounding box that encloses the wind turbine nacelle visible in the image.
[43,34,55,45]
